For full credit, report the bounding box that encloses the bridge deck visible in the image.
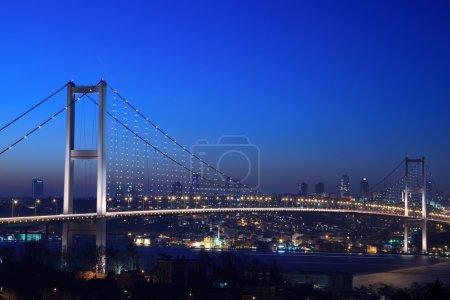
[0,207,445,225]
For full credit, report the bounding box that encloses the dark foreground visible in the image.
[0,243,449,299]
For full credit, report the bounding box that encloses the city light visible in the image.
[52,199,58,214]
[35,199,40,216]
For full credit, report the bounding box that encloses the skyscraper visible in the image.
[192,174,199,195]
[340,175,350,197]
[360,178,369,199]
[315,182,325,194]
[32,177,44,199]
[426,179,432,204]
[172,181,183,196]
[299,182,308,196]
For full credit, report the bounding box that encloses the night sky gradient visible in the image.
[1,1,450,196]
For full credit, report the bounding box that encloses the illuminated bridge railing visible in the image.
[1,196,450,225]
[106,196,445,220]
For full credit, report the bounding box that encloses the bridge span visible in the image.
[0,207,448,225]
[1,81,449,253]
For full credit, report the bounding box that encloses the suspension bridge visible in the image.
[0,81,449,255]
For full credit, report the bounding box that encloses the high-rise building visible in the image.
[340,175,350,197]
[299,182,308,196]
[426,179,432,204]
[172,181,183,196]
[315,182,325,194]
[192,174,199,195]
[360,178,369,199]
[32,177,44,199]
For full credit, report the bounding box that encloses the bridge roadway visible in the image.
[0,207,448,225]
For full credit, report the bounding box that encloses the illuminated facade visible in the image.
[191,174,199,195]
[340,175,350,197]
[360,178,369,199]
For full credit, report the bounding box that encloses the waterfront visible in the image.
[1,234,449,288]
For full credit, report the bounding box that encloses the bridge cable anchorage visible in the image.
[86,95,233,189]
[0,82,69,133]
[106,83,251,190]
[369,159,405,192]
[0,93,88,156]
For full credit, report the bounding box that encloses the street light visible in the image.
[35,199,41,216]
[126,197,132,210]
[157,196,162,209]
[52,199,58,214]
[168,196,173,209]
[143,196,148,211]
[11,199,18,217]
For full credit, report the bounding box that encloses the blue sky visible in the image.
[1,1,450,196]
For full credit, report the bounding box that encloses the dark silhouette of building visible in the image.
[299,182,308,196]
[360,178,369,199]
[155,257,201,287]
[32,177,44,199]
[282,271,353,293]
[172,181,183,196]
[315,182,325,194]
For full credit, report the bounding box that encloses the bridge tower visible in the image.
[64,81,107,216]
[403,157,427,254]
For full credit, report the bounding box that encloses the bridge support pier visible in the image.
[422,219,427,254]
[61,220,106,273]
[403,222,409,253]
[403,157,427,254]
[403,219,428,254]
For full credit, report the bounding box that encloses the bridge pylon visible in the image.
[61,220,106,273]
[64,81,107,216]
[403,156,427,254]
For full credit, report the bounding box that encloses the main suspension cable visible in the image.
[370,159,405,192]
[86,95,231,189]
[0,82,69,133]
[106,83,250,189]
[0,94,85,156]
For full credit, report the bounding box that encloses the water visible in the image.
[0,235,445,275]
[131,247,450,287]
[132,246,446,274]
[1,229,449,287]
